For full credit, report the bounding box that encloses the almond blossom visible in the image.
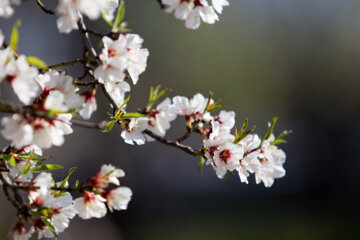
[120,117,148,145]
[12,223,33,240]
[0,0,20,18]
[162,0,227,29]
[1,113,74,149]
[106,187,132,212]
[254,135,286,187]
[56,0,119,33]
[94,34,149,85]
[146,98,177,140]
[5,55,40,105]
[29,173,76,238]
[74,191,107,219]
[213,142,244,178]
[90,164,125,188]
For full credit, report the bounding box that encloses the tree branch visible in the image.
[35,0,56,16]
[143,130,202,157]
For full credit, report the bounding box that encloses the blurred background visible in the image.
[1,0,360,239]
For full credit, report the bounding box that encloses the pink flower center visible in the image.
[219,149,231,163]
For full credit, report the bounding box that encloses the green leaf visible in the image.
[198,156,206,173]
[112,0,125,32]
[121,112,147,119]
[147,85,171,110]
[101,12,113,27]
[59,167,77,188]
[102,120,116,132]
[271,129,292,145]
[270,139,287,145]
[28,164,63,173]
[263,113,281,140]
[0,154,17,168]
[115,95,130,119]
[41,217,58,238]
[233,118,255,144]
[74,180,79,189]
[26,56,48,70]
[20,151,35,175]
[10,20,21,51]
[278,129,293,140]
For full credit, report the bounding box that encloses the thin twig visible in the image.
[48,59,86,69]
[77,15,98,58]
[143,130,202,157]
[35,0,56,15]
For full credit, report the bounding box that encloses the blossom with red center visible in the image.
[73,191,107,219]
[90,164,125,188]
[213,142,244,178]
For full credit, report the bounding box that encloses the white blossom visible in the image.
[104,81,131,107]
[120,118,148,145]
[232,134,262,183]
[36,70,84,110]
[12,223,33,240]
[56,0,79,33]
[171,93,210,117]
[162,0,225,29]
[91,164,125,188]
[56,0,118,33]
[0,0,20,18]
[213,110,235,134]
[213,142,243,178]
[74,191,107,219]
[211,0,229,13]
[106,187,132,212]
[1,114,33,149]
[79,91,97,119]
[5,55,40,105]
[254,135,286,187]
[185,1,218,29]
[95,34,149,85]
[146,98,177,140]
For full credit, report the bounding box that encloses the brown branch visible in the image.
[77,15,98,58]
[48,59,86,69]
[35,0,56,16]
[143,130,202,157]
[100,84,118,113]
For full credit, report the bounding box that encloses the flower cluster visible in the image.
[0,0,20,18]
[56,0,119,33]
[95,34,149,106]
[117,91,288,187]
[0,32,40,105]
[0,1,291,239]
[0,159,132,240]
[161,0,229,29]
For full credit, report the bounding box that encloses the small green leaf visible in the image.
[121,112,147,119]
[233,123,256,144]
[198,156,206,173]
[102,120,116,132]
[112,0,125,32]
[101,12,113,27]
[26,56,48,70]
[263,113,281,140]
[41,217,58,238]
[0,154,17,168]
[74,180,79,189]
[10,20,21,51]
[59,167,77,188]
[28,164,63,173]
[20,150,35,175]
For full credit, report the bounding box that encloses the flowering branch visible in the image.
[0,0,291,239]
